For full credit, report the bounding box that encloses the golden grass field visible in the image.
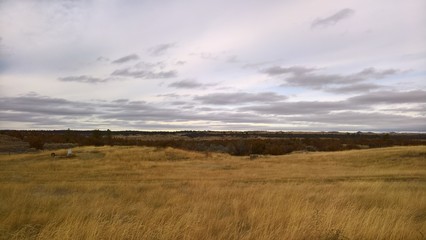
[0,146,425,239]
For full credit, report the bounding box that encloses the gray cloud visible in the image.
[170,101,188,105]
[191,52,218,60]
[381,104,426,115]
[238,90,426,116]
[168,79,217,89]
[200,112,280,124]
[327,83,382,93]
[0,36,8,72]
[134,61,165,69]
[96,56,110,62]
[111,68,177,79]
[0,94,194,128]
[194,92,287,105]
[311,8,355,28]
[262,66,316,76]
[226,55,239,63]
[0,93,96,116]
[1,91,425,131]
[112,54,140,64]
[0,110,75,128]
[356,68,399,79]
[262,66,399,92]
[288,112,426,132]
[242,60,280,69]
[157,93,188,98]
[241,90,426,116]
[348,90,426,104]
[240,101,351,115]
[0,111,47,123]
[58,75,108,84]
[112,99,129,103]
[100,104,278,125]
[148,43,175,56]
[59,61,176,83]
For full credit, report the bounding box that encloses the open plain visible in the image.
[0,146,425,239]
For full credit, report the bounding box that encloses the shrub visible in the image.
[27,137,45,150]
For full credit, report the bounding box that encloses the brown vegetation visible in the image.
[1,130,425,156]
[0,135,29,153]
[0,146,425,239]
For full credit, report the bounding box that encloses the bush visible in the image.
[27,137,45,150]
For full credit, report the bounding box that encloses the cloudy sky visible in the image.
[0,0,425,131]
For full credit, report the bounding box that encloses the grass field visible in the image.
[0,146,425,239]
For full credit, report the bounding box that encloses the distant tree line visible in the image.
[1,130,425,155]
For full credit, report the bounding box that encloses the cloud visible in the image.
[226,55,239,63]
[134,61,165,69]
[194,92,287,105]
[326,83,382,93]
[288,111,426,132]
[240,101,351,115]
[190,52,240,63]
[240,90,426,116]
[0,94,192,128]
[157,93,188,98]
[0,93,95,116]
[170,101,188,105]
[0,1,424,131]
[190,52,218,60]
[0,112,37,125]
[262,66,316,76]
[100,104,278,125]
[311,8,355,28]
[96,56,110,62]
[242,60,285,69]
[381,104,426,116]
[148,43,175,56]
[112,54,140,64]
[348,90,426,104]
[168,79,217,89]
[1,91,425,131]
[58,75,109,84]
[111,68,177,79]
[356,68,399,79]
[261,65,400,92]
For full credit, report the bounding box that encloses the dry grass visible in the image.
[0,145,425,239]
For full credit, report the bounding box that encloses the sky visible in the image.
[0,0,425,132]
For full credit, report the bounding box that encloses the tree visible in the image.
[105,129,114,146]
[90,129,104,146]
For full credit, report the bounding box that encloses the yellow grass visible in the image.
[0,146,425,239]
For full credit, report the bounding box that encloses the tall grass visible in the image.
[0,146,425,239]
